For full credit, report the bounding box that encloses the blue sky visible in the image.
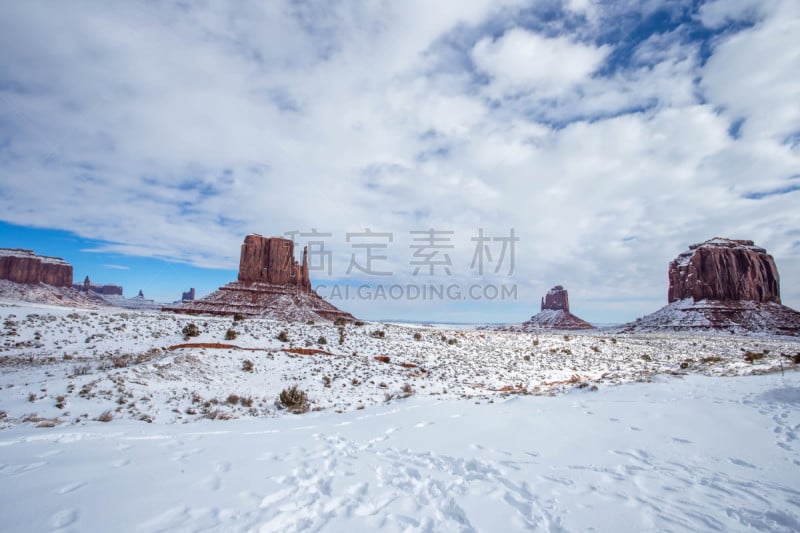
[1,0,799,323]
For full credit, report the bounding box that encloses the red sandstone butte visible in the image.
[0,248,73,287]
[624,237,799,335]
[503,285,594,331]
[164,234,354,322]
[668,238,780,304]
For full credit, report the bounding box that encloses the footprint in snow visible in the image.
[56,481,86,495]
[50,508,78,528]
[728,457,757,468]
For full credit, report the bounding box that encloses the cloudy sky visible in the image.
[1,0,798,323]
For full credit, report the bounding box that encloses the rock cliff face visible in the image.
[0,249,72,287]
[667,238,780,304]
[503,285,594,331]
[164,234,354,322]
[624,238,799,336]
[238,235,310,289]
[541,285,570,312]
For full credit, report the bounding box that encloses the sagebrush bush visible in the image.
[242,359,254,372]
[277,330,289,342]
[278,385,309,414]
[413,332,422,341]
[97,410,114,422]
[233,313,245,322]
[182,323,200,339]
[72,364,91,376]
[225,329,238,340]
[371,330,385,339]
[318,336,327,345]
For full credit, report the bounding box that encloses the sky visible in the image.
[0,0,799,324]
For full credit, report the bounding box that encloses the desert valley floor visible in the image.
[1,300,799,531]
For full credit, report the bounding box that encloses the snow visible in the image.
[0,372,798,531]
[0,248,70,265]
[1,300,799,531]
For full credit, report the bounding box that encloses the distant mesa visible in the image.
[623,237,800,335]
[164,234,355,322]
[0,248,72,287]
[504,285,595,331]
[74,275,123,296]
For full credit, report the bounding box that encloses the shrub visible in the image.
[233,312,245,322]
[182,323,200,339]
[226,394,240,405]
[112,355,132,368]
[334,317,347,326]
[744,350,767,363]
[371,330,385,339]
[354,321,366,326]
[225,329,238,340]
[413,332,422,341]
[278,385,309,414]
[242,359,254,372]
[641,354,652,362]
[240,396,253,408]
[338,328,346,344]
[400,383,415,398]
[97,410,114,422]
[318,336,327,345]
[72,364,91,376]
[277,330,289,342]
[447,338,457,345]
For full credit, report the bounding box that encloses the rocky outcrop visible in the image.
[623,238,799,336]
[238,235,310,290]
[668,238,780,303]
[182,288,195,301]
[74,275,123,296]
[164,234,354,322]
[502,285,594,331]
[541,285,570,312]
[0,248,72,287]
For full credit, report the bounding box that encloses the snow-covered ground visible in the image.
[1,300,799,531]
[1,372,798,531]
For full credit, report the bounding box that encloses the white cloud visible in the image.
[471,28,611,97]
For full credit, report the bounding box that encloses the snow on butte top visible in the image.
[687,237,766,253]
[0,248,70,265]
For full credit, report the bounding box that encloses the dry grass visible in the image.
[278,385,310,414]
